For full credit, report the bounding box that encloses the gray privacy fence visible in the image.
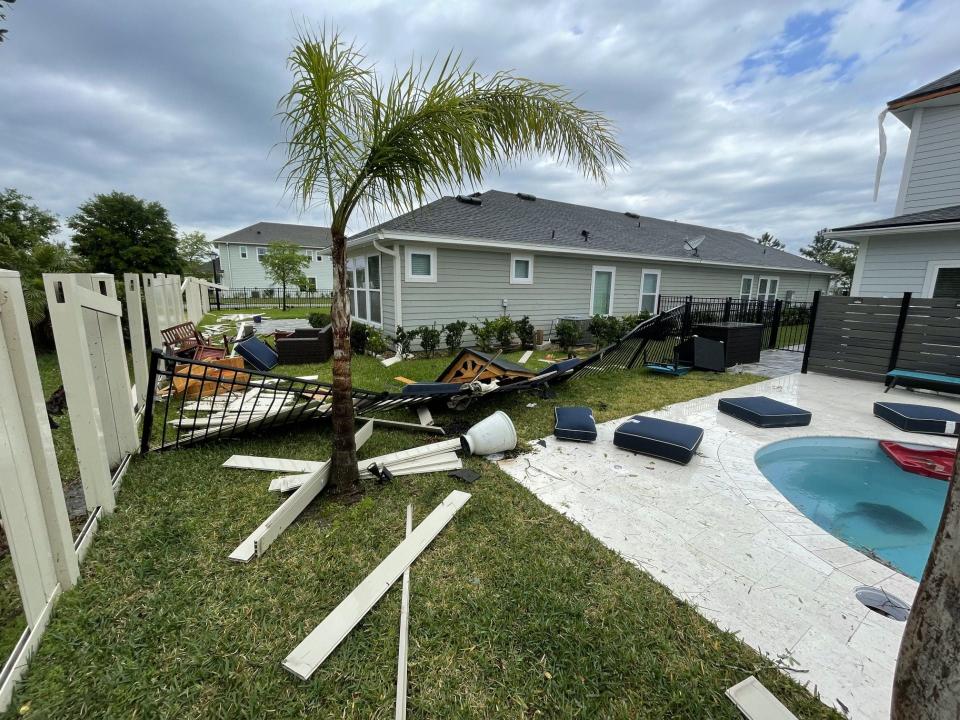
[802,291,960,381]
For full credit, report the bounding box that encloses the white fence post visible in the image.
[183,277,203,326]
[124,273,149,412]
[141,273,163,349]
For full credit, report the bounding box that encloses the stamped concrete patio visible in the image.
[498,372,958,720]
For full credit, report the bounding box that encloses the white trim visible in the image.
[349,231,836,275]
[826,221,960,240]
[590,265,616,316]
[850,237,868,295]
[757,275,780,301]
[238,245,247,259]
[922,259,960,298]
[895,107,923,216]
[509,254,534,284]
[405,246,437,282]
[256,246,267,263]
[638,268,661,314]
[740,274,755,300]
[395,504,412,720]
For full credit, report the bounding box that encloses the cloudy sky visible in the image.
[1,0,956,251]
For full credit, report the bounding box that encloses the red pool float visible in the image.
[879,441,955,481]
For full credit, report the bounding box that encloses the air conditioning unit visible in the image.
[550,315,594,345]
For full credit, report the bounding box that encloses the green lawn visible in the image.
[1,351,840,719]
[203,305,329,323]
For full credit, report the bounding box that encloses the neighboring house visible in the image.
[828,68,960,298]
[346,190,832,339]
[214,222,333,291]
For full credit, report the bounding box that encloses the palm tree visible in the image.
[279,26,626,494]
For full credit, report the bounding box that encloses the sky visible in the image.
[0,0,956,252]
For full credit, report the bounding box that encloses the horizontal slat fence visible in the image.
[898,296,960,376]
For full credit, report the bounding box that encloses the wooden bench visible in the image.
[885,369,960,395]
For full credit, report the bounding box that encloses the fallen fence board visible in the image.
[273,452,462,492]
[223,455,323,473]
[283,490,471,680]
[518,350,533,364]
[416,406,433,427]
[395,504,412,720]
[725,676,797,720]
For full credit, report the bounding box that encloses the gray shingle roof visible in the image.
[889,67,960,107]
[352,190,830,273]
[831,203,960,232]
[214,222,331,248]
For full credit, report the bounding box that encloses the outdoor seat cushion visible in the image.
[400,382,463,397]
[613,416,704,464]
[873,401,960,436]
[553,406,597,442]
[718,396,812,428]
[234,336,278,371]
[886,369,960,394]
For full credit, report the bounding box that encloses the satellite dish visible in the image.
[684,235,705,255]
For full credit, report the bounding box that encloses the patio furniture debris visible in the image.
[885,368,960,395]
[437,349,535,384]
[234,336,279,371]
[417,406,433,427]
[518,349,533,364]
[395,504,412,720]
[725,676,797,720]
[359,416,445,435]
[694,321,763,367]
[460,411,517,455]
[282,490,471,680]
[873,401,960,435]
[275,325,333,365]
[717,397,812,428]
[879,441,955,481]
[161,321,229,360]
[553,406,597,442]
[613,416,704,465]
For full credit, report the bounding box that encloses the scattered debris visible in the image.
[725,676,798,720]
[526,402,537,408]
[381,355,403,368]
[448,469,481,484]
[518,350,533,364]
[395,504,412,720]
[367,463,396,484]
[417,406,434,427]
[394,376,416,385]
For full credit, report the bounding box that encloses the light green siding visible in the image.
[218,242,332,290]
[855,231,960,297]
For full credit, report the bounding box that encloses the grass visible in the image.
[2,350,840,719]
[203,306,329,322]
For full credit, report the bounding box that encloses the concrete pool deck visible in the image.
[498,372,958,720]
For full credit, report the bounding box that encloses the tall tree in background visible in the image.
[68,191,181,277]
[178,230,216,278]
[756,231,786,250]
[801,228,857,294]
[280,25,626,493]
[260,242,309,309]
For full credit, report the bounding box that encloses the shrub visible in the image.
[365,327,387,355]
[443,320,468,352]
[307,312,330,328]
[468,321,497,353]
[588,314,622,348]
[350,322,369,355]
[554,319,581,357]
[417,324,441,356]
[515,315,536,349]
[395,326,419,355]
[489,316,515,349]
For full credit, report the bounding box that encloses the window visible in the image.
[933,267,960,297]
[639,269,661,315]
[256,246,267,263]
[305,277,317,291]
[590,266,616,315]
[510,254,534,284]
[315,250,323,262]
[347,254,382,325]
[739,275,754,300]
[757,276,779,302]
[406,247,436,282]
[239,245,248,259]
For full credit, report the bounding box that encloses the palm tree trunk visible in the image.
[891,433,960,719]
[326,228,360,493]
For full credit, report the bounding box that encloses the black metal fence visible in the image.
[209,287,333,310]
[658,295,812,352]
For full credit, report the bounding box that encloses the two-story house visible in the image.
[214,222,333,291]
[828,68,960,298]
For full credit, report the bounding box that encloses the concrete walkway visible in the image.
[730,349,803,378]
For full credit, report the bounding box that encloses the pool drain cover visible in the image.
[855,586,910,621]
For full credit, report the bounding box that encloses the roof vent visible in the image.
[516,192,537,201]
[456,195,482,206]
[624,211,640,219]
[580,230,590,242]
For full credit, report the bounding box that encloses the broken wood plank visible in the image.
[223,455,323,473]
[725,676,798,720]
[395,504,412,720]
[394,376,415,385]
[518,350,533,364]
[282,490,471,680]
[416,406,433,427]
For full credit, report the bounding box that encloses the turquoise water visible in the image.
[755,437,949,581]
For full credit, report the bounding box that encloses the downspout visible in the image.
[373,232,402,335]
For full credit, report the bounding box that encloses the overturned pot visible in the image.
[460,411,518,456]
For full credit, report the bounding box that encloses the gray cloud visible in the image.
[0,0,955,251]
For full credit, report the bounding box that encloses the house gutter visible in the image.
[825,220,960,243]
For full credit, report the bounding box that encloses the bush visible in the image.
[417,324,441,356]
[443,320,468,352]
[588,314,622,348]
[554,319,581,357]
[365,327,387,355]
[489,316,515,349]
[395,326,419,355]
[350,322,369,355]
[308,312,330,328]
[469,321,497,353]
[515,315,536,349]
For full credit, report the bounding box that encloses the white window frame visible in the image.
[739,274,754,300]
[757,275,779,302]
[256,246,267,263]
[922,260,960,298]
[589,265,616,316]
[238,245,248,259]
[348,253,383,326]
[315,250,323,262]
[405,246,437,283]
[638,268,661,315]
[510,254,534,285]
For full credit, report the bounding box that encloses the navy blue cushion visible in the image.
[536,357,583,377]
[400,382,463,397]
[718,396,812,428]
[613,416,704,464]
[554,406,597,442]
[235,337,278,371]
[873,401,960,436]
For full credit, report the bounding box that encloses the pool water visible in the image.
[755,437,949,581]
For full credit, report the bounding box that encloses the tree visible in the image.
[756,231,786,250]
[891,431,960,720]
[0,188,59,250]
[801,228,857,294]
[260,242,309,309]
[68,191,181,277]
[178,230,216,278]
[279,25,625,494]
[799,228,837,264]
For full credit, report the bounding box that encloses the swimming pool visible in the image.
[755,437,949,581]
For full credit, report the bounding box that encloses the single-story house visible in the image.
[346,190,832,338]
[215,222,333,291]
[827,67,960,297]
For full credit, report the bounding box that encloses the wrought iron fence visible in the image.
[208,287,333,310]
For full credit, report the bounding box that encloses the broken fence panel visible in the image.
[395,504,412,720]
[123,274,150,412]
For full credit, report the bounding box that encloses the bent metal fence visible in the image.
[210,287,333,310]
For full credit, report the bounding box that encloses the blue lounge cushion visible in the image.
[873,401,960,436]
[400,382,463,397]
[613,416,704,464]
[718,396,812,428]
[554,406,597,442]
[235,336,278,371]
